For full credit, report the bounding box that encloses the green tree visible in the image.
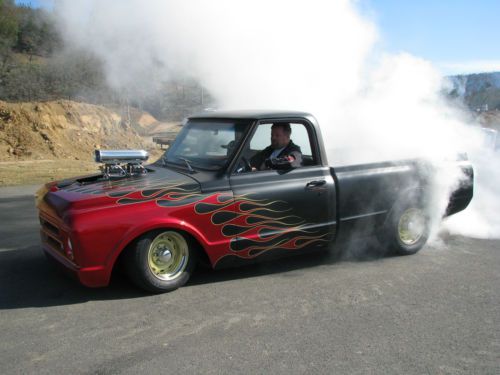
[0,62,45,101]
[0,0,19,78]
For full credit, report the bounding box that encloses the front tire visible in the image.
[380,201,430,256]
[125,230,196,293]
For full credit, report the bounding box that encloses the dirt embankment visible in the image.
[1,100,152,161]
[0,100,180,185]
[477,110,500,131]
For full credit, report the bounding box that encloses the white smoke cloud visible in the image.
[54,0,500,239]
[444,150,500,239]
[55,0,377,105]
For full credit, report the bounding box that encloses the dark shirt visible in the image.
[250,140,302,170]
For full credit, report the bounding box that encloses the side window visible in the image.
[290,123,312,157]
[249,122,313,157]
[237,120,318,172]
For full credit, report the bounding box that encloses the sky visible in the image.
[16,0,500,75]
[363,0,500,74]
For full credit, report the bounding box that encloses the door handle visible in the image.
[306,180,326,189]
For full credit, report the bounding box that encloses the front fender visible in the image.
[105,217,218,271]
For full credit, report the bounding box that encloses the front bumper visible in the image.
[39,204,110,288]
[41,242,109,288]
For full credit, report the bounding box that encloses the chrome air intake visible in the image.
[95,150,149,162]
[95,149,149,179]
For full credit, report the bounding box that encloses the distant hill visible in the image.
[0,1,213,121]
[447,72,500,111]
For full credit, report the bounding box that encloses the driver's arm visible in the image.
[288,150,302,167]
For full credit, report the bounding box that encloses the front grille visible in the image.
[40,217,59,236]
[40,216,64,255]
[45,232,63,252]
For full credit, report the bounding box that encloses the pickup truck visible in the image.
[36,111,474,293]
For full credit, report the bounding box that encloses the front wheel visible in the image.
[379,202,430,256]
[125,230,196,293]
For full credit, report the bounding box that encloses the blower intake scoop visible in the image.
[95,149,149,179]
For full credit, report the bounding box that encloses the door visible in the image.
[227,119,337,261]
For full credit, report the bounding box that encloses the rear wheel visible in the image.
[380,201,430,256]
[125,230,196,293]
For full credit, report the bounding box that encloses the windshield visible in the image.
[163,119,250,171]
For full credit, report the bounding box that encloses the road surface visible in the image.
[0,185,498,374]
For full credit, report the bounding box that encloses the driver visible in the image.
[250,122,302,171]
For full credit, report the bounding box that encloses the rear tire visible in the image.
[125,230,196,293]
[379,200,430,256]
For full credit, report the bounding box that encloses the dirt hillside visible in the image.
[0,100,158,161]
[0,100,180,185]
[477,110,500,131]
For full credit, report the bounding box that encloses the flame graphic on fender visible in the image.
[115,182,203,206]
[110,189,330,262]
[66,178,330,264]
[192,193,330,260]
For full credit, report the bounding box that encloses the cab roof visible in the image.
[188,110,314,121]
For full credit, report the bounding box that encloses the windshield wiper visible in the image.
[161,156,196,173]
[178,157,195,173]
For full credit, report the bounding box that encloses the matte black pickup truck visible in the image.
[36,111,473,293]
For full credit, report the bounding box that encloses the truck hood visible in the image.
[42,165,201,217]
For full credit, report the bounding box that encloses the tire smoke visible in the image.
[54,0,499,239]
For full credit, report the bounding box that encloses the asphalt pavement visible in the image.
[0,185,499,374]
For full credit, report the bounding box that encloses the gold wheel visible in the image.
[398,208,426,246]
[147,231,189,281]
